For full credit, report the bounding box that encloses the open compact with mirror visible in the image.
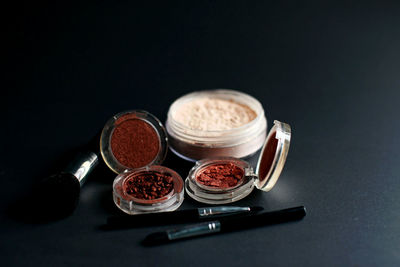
[100,110,184,215]
[185,120,291,204]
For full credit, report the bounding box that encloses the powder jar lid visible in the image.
[185,120,291,204]
[100,110,168,174]
[113,166,184,214]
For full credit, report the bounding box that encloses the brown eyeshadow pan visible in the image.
[111,118,160,169]
[196,163,244,189]
[123,171,174,200]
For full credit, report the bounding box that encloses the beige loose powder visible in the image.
[173,97,257,131]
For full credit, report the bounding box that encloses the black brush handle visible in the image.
[220,206,306,233]
[107,209,198,227]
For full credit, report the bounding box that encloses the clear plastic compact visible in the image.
[185,120,291,204]
[113,165,184,214]
[100,110,184,214]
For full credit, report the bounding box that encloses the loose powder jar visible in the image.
[185,120,291,204]
[100,110,184,214]
[166,89,267,161]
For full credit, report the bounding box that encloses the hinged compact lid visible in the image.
[255,120,291,191]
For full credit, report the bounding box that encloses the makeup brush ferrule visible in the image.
[64,151,98,185]
[167,221,221,240]
[198,206,251,217]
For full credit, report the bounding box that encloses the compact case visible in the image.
[100,110,184,214]
[112,165,184,214]
[185,120,291,204]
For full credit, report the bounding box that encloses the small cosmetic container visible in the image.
[165,89,267,161]
[100,110,184,214]
[113,165,184,214]
[185,120,291,204]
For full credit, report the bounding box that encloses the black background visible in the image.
[3,1,400,266]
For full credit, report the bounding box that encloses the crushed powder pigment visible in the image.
[111,117,160,169]
[124,171,174,200]
[172,97,257,131]
[196,163,244,188]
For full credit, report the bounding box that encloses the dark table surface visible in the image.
[3,1,400,266]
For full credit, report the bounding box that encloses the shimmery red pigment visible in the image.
[124,171,173,200]
[196,163,244,188]
[259,132,278,181]
[111,118,160,169]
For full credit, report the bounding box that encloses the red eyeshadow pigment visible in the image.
[124,171,173,200]
[111,117,160,169]
[258,132,278,181]
[196,163,244,188]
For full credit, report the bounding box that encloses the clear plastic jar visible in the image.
[185,158,256,204]
[113,166,184,215]
[166,89,268,161]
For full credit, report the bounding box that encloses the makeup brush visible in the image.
[32,133,100,220]
[107,206,264,228]
[142,206,306,246]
